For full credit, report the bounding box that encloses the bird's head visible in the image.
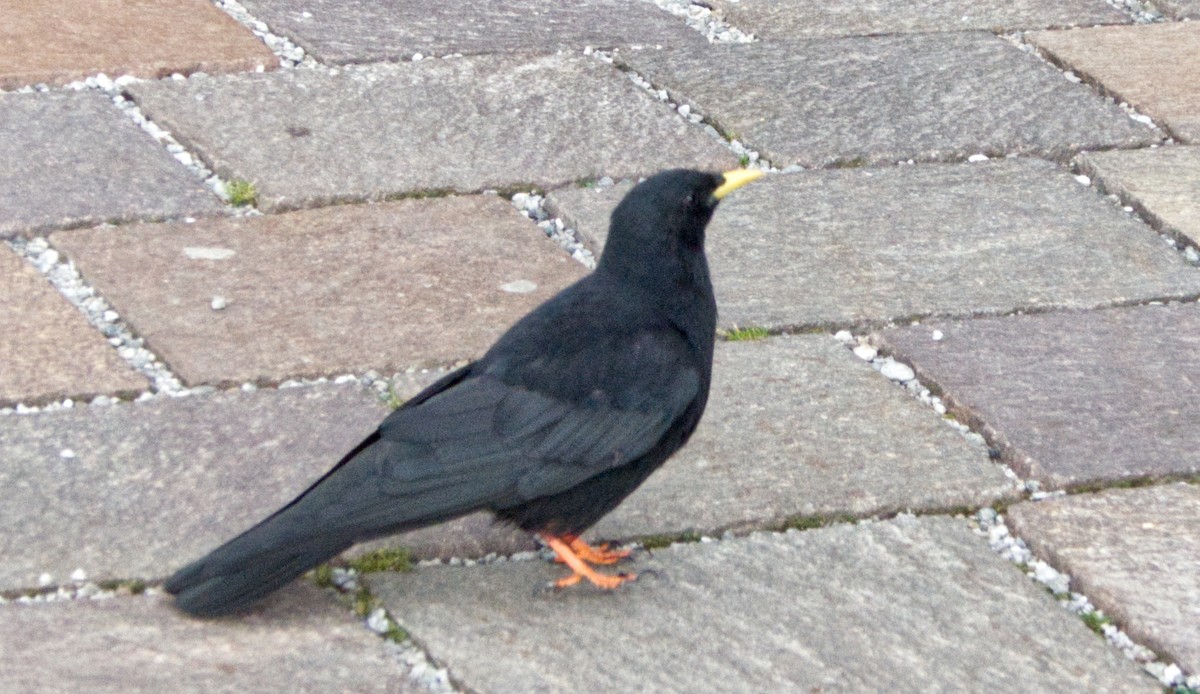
[598,168,762,281]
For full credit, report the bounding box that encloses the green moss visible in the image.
[1081,611,1112,635]
[782,513,858,532]
[310,564,335,588]
[639,530,702,550]
[226,179,258,207]
[724,325,770,342]
[384,384,406,410]
[348,547,413,574]
[738,153,751,167]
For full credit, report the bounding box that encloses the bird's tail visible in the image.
[164,431,465,617]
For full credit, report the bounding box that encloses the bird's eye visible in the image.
[683,192,695,206]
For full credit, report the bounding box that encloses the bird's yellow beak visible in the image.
[712,168,764,200]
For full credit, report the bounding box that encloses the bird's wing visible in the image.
[376,326,702,505]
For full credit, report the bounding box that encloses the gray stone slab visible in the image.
[366,335,1016,560]
[0,248,146,406]
[1007,483,1200,674]
[238,0,705,63]
[548,160,1200,330]
[1154,0,1200,18]
[0,586,416,693]
[874,304,1200,490]
[373,517,1155,692]
[0,91,223,237]
[1029,23,1200,144]
[713,0,1128,40]
[1077,146,1200,248]
[0,383,386,591]
[617,33,1157,168]
[51,196,587,386]
[126,56,736,212]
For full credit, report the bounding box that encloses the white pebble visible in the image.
[930,329,944,341]
[1074,174,1091,186]
[852,344,877,361]
[366,608,390,634]
[878,359,915,382]
[70,568,88,582]
[38,573,54,587]
[833,330,853,342]
[59,449,76,459]
[967,154,989,162]
[211,296,228,311]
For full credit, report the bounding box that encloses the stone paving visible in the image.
[2,1,1198,692]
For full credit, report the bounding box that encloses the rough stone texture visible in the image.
[373,517,1156,692]
[547,160,1200,330]
[544,179,633,252]
[0,384,386,591]
[0,248,146,406]
[0,0,276,89]
[590,335,1015,539]
[1076,146,1200,248]
[712,0,1128,40]
[238,0,705,63]
[51,197,586,386]
[1029,23,1200,144]
[126,55,736,212]
[0,587,416,693]
[1154,0,1200,18]
[362,335,1015,560]
[0,91,223,237]
[1007,483,1200,674]
[618,33,1156,168]
[874,304,1200,490]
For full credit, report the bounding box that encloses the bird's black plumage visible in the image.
[165,168,758,617]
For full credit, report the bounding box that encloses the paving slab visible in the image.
[51,196,586,386]
[0,91,224,237]
[238,0,705,63]
[1029,23,1200,144]
[547,159,1200,330]
[0,0,275,89]
[617,33,1156,168]
[126,55,737,212]
[1007,483,1200,674]
[874,303,1200,490]
[0,383,386,591]
[0,248,146,406]
[370,335,1015,560]
[1077,146,1200,248]
[373,516,1155,692]
[0,586,416,693]
[1154,0,1200,18]
[712,0,1128,40]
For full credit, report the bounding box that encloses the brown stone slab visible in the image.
[1007,483,1200,674]
[618,33,1155,168]
[238,0,705,63]
[547,160,1200,330]
[0,91,224,237]
[0,586,416,692]
[0,247,145,406]
[367,335,1015,561]
[51,197,587,386]
[712,0,1128,40]
[126,55,737,212]
[874,304,1200,490]
[0,0,275,89]
[0,384,386,591]
[1029,23,1200,144]
[373,517,1156,692]
[1077,146,1200,248]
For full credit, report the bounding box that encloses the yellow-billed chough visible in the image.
[165,168,762,616]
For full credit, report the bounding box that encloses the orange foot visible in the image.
[541,535,636,590]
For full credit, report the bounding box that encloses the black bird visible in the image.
[165,167,763,616]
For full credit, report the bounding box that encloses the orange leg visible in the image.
[542,535,636,590]
[551,535,633,565]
